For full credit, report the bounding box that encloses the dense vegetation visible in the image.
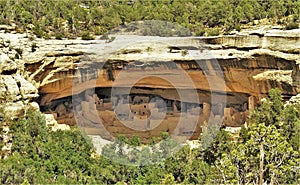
[0,0,299,38]
[0,89,299,184]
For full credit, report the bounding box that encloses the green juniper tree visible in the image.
[214,89,300,184]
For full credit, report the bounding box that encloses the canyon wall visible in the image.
[1,27,299,141]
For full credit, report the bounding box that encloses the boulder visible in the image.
[0,53,17,73]
[285,94,300,105]
[44,114,58,127]
[14,74,38,99]
[28,102,40,111]
[1,101,25,120]
[0,80,7,101]
[2,75,20,101]
[44,113,70,131]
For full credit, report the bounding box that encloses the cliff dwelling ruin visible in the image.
[11,32,296,143]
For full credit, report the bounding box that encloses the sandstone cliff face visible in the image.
[203,29,300,53]
[20,32,299,106]
[0,38,40,158]
[0,27,299,141]
[0,40,39,120]
[0,34,72,158]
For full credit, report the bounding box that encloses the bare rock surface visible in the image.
[286,94,300,105]
[0,41,39,120]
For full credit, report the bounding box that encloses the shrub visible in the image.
[33,25,43,38]
[31,43,38,52]
[66,33,77,39]
[15,48,23,55]
[207,28,220,36]
[94,26,103,35]
[28,35,35,41]
[277,19,285,25]
[81,31,94,40]
[195,28,205,36]
[234,24,241,32]
[286,22,299,30]
[55,32,64,40]
[43,33,51,40]
[2,110,95,184]
[293,14,299,22]
[181,49,188,56]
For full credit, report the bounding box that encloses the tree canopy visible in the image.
[0,89,299,184]
[0,0,299,38]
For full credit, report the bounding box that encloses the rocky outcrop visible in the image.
[0,42,39,120]
[44,114,70,131]
[0,35,71,158]
[286,94,300,105]
[202,28,300,53]
[29,38,299,106]
[0,24,16,33]
[0,39,39,158]
[0,27,299,141]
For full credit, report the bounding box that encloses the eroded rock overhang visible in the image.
[29,35,299,106]
[15,31,299,140]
